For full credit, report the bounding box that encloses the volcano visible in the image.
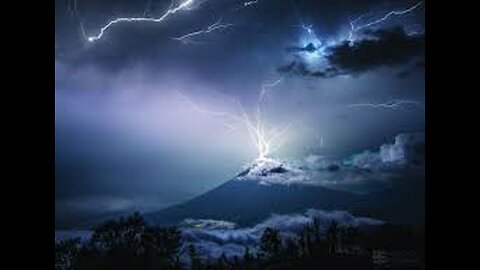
[145,159,369,226]
[144,158,424,227]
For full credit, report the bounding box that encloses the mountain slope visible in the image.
[145,159,425,227]
[145,179,370,227]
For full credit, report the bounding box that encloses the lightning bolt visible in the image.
[348,1,424,41]
[246,77,291,160]
[259,77,283,102]
[172,18,235,45]
[175,90,242,122]
[347,100,422,110]
[231,0,259,12]
[296,23,321,44]
[86,0,195,42]
[292,9,327,61]
[300,24,314,36]
[237,101,291,160]
[67,0,89,41]
[348,13,370,42]
[315,134,324,148]
[175,77,289,161]
[294,23,329,63]
[243,1,259,7]
[265,124,292,155]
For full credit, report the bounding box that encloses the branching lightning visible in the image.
[86,0,195,42]
[348,13,369,42]
[231,1,259,12]
[243,1,259,7]
[295,23,321,46]
[236,101,290,160]
[347,100,422,110]
[249,77,290,160]
[292,22,327,64]
[176,91,242,122]
[299,24,314,37]
[348,1,424,41]
[172,18,235,45]
[67,0,89,41]
[259,78,283,102]
[175,78,289,161]
[291,4,329,64]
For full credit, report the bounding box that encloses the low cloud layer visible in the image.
[180,209,383,261]
[232,133,425,193]
[55,209,384,262]
[348,133,425,170]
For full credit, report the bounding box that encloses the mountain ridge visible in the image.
[145,177,371,227]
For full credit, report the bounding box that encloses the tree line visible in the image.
[55,212,424,270]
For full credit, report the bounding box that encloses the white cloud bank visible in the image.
[233,133,424,192]
[349,133,425,169]
[180,209,383,261]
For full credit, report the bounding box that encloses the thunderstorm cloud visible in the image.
[279,27,425,78]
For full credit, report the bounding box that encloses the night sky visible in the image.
[55,0,425,228]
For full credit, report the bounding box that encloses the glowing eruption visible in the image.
[173,18,235,45]
[86,0,195,42]
[176,78,289,161]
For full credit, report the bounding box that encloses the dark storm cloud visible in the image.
[286,43,318,53]
[55,0,387,73]
[397,59,426,78]
[279,27,425,78]
[277,59,341,78]
[328,27,424,72]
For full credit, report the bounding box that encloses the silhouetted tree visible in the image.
[74,212,182,270]
[243,246,253,261]
[260,227,281,260]
[55,238,80,270]
[56,212,423,270]
[283,238,299,259]
[215,253,229,269]
[340,226,360,248]
[90,212,145,254]
[326,221,339,253]
[188,243,202,270]
[142,226,182,260]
